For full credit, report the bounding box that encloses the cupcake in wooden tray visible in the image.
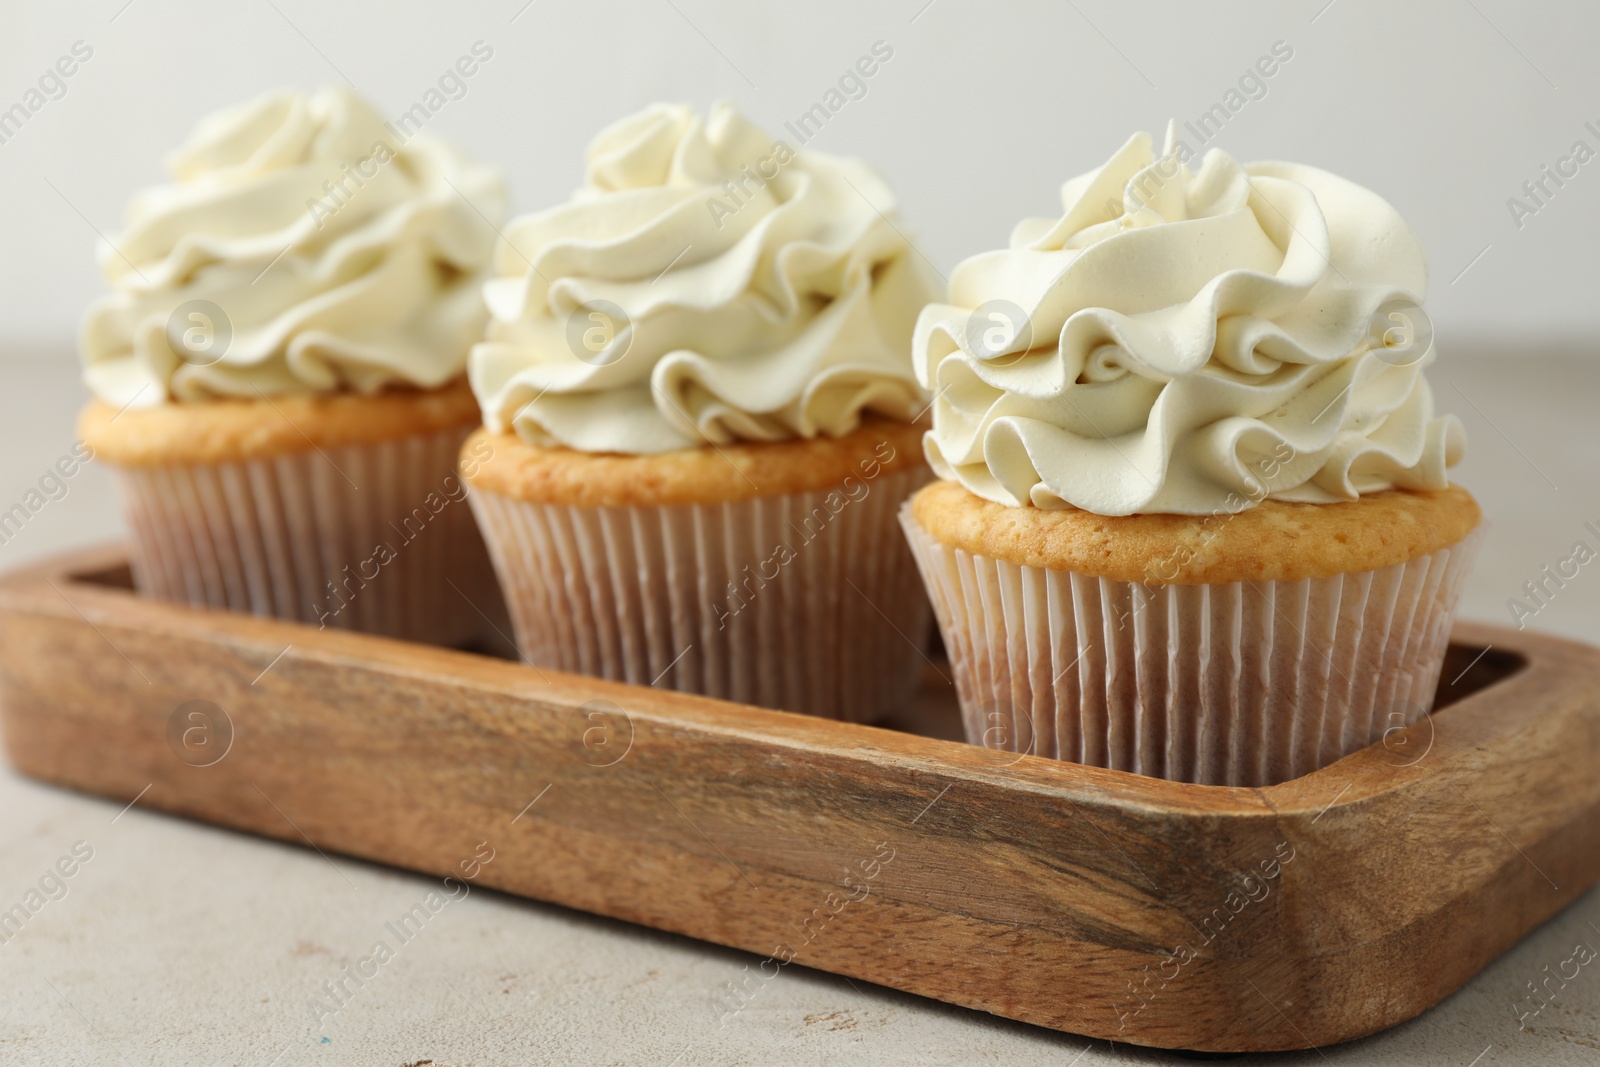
[462,102,938,722]
[901,124,1481,786]
[77,87,506,645]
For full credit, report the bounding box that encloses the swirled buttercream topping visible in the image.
[82,87,506,407]
[470,101,937,455]
[916,125,1465,516]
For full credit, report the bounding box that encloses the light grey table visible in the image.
[2,347,1597,1066]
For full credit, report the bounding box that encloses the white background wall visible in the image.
[3,0,1597,356]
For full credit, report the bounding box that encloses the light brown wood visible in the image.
[2,545,1597,1052]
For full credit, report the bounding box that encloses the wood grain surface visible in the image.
[2,545,1596,1052]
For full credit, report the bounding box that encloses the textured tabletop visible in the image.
[2,349,1598,1066]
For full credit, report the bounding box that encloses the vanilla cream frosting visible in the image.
[82,87,506,407]
[470,102,937,455]
[917,125,1465,516]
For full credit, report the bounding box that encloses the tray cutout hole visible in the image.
[883,641,1527,747]
[65,560,519,657]
[70,561,135,591]
[61,557,1530,739]
[1433,642,1526,710]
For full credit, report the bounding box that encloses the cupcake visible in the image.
[902,125,1480,786]
[77,88,508,645]
[463,102,939,721]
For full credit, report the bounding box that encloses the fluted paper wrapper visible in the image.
[470,467,931,723]
[902,504,1482,786]
[111,425,499,647]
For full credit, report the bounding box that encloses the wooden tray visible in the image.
[4,545,1598,1053]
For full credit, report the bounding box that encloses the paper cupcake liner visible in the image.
[469,467,932,723]
[111,425,499,647]
[902,504,1482,787]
